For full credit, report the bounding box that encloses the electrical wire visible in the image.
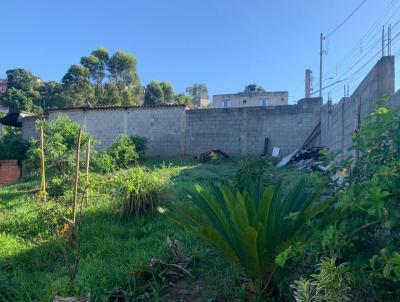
[326,0,369,37]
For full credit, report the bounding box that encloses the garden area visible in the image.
[1,100,400,301]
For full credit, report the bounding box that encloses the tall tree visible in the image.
[80,48,110,85]
[160,81,174,103]
[107,51,141,104]
[62,65,94,107]
[6,69,39,91]
[144,81,164,105]
[0,69,42,113]
[186,83,208,98]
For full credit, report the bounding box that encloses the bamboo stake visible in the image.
[85,138,91,204]
[39,126,46,201]
[72,128,82,224]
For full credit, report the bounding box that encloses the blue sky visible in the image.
[0,0,398,103]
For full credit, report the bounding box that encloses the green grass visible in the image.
[0,157,323,301]
[0,159,240,301]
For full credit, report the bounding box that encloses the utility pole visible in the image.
[305,69,312,98]
[382,25,385,57]
[319,33,324,99]
[388,24,392,55]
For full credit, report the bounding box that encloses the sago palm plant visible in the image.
[167,179,331,293]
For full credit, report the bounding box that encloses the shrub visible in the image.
[110,166,170,220]
[291,257,352,302]
[131,135,148,157]
[25,115,95,196]
[233,156,271,191]
[309,100,400,300]
[104,135,139,170]
[167,179,331,296]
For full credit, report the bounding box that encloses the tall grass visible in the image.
[110,166,173,220]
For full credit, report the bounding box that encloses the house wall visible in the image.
[21,116,39,140]
[213,91,288,108]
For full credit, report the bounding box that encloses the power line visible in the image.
[326,0,369,37]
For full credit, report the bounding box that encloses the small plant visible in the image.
[110,166,170,220]
[167,179,331,297]
[291,257,352,302]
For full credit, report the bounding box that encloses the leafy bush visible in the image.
[104,135,139,170]
[309,101,400,300]
[0,128,27,161]
[291,257,352,302]
[167,179,331,296]
[131,135,148,157]
[110,166,171,220]
[233,156,271,191]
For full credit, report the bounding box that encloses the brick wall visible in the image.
[0,160,21,186]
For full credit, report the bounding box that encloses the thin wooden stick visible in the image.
[72,128,82,224]
[85,138,91,204]
[39,126,46,201]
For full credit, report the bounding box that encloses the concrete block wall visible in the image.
[48,106,187,156]
[186,99,321,156]
[321,56,395,159]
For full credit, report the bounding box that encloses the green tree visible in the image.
[107,51,141,104]
[186,83,208,98]
[144,81,164,105]
[159,81,174,103]
[174,93,192,106]
[5,68,39,91]
[0,88,42,113]
[37,81,66,109]
[80,48,109,85]
[62,65,94,107]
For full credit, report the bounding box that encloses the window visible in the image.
[222,100,231,108]
[281,97,285,102]
[243,99,247,104]
[259,99,269,107]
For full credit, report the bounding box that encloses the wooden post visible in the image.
[72,128,82,223]
[85,138,91,204]
[39,126,46,201]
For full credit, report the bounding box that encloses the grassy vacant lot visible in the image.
[0,158,308,301]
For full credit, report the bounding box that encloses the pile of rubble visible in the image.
[277,147,330,172]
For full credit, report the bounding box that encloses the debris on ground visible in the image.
[277,147,330,172]
[330,168,349,185]
[271,147,280,158]
[197,149,229,162]
[108,238,197,302]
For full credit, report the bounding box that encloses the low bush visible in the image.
[110,166,171,220]
[167,179,331,299]
[233,156,271,191]
[104,135,139,170]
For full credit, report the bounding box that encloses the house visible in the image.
[213,85,288,108]
[192,96,209,108]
